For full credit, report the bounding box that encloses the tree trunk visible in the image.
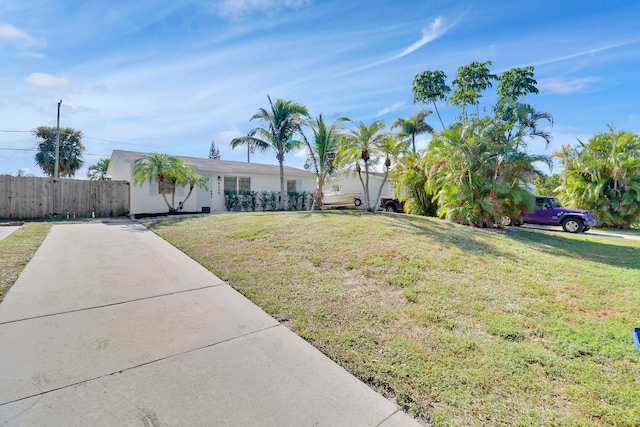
[373,167,390,214]
[312,181,324,211]
[279,157,286,210]
[433,101,445,130]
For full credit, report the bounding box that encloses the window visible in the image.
[159,180,175,195]
[224,176,251,192]
[224,176,237,191]
[239,177,251,191]
[287,179,297,192]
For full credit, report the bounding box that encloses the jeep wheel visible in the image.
[500,216,514,227]
[384,202,395,212]
[562,217,584,233]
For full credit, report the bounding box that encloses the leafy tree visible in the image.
[87,158,110,180]
[231,95,309,210]
[302,114,348,210]
[427,118,548,227]
[133,153,207,212]
[404,62,551,226]
[208,140,221,159]
[412,70,450,130]
[391,152,436,216]
[338,120,400,212]
[17,169,35,177]
[449,61,497,119]
[534,173,561,196]
[391,110,434,153]
[497,66,539,103]
[555,126,640,228]
[33,126,85,177]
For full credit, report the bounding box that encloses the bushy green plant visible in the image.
[224,190,239,211]
[268,192,279,211]
[240,190,258,212]
[258,191,270,211]
[555,125,640,228]
[287,192,300,210]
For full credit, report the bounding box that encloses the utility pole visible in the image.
[53,99,62,178]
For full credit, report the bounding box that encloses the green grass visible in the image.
[0,223,51,302]
[144,211,640,426]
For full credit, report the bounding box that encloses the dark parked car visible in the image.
[378,197,405,213]
[501,196,598,233]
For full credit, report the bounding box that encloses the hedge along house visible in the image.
[107,149,396,215]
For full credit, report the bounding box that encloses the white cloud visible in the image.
[24,72,72,87]
[533,39,640,67]
[375,102,404,117]
[0,22,30,40]
[538,77,599,94]
[215,0,311,18]
[352,16,453,73]
[0,22,44,47]
[20,51,46,59]
[394,16,450,59]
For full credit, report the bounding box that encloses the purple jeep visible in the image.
[501,196,598,233]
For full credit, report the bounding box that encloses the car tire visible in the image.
[353,198,362,207]
[500,216,514,227]
[384,202,395,212]
[562,217,584,233]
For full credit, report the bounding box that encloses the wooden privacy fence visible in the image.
[0,175,130,220]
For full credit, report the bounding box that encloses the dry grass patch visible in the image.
[0,222,51,302]
[147,211,640,426]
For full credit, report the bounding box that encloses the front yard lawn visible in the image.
[147,211,640,426]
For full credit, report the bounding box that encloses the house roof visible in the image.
[110,150,314,178]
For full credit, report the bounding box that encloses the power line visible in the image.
[0,129,158,148]
[0,148,109,157]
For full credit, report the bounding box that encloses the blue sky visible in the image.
[1,0,639,177]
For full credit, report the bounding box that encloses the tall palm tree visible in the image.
[231,95,309,210]
[303,114,348,210]
[33,126,85,177]
[87,158,110,180]
[391,110,434,153]
[337,119,389,212]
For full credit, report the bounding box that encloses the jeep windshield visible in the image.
[549,197,562,208]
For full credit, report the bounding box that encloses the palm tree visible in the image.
[231,95,309,210]
[87,158,110,180]
[303,114,348,210]
[391,110,434,153]
[176,165,208,211]
[337,120,390,212]
[132,153,182,212]
[555,126,640,228]
[427,118,547,228]
[133,153,208,212]
[33,126,85,177]
[391,151,436,216]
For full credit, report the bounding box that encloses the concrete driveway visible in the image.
[0,225,20,242]
[521,224,640,240]
[0,222,421,426]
